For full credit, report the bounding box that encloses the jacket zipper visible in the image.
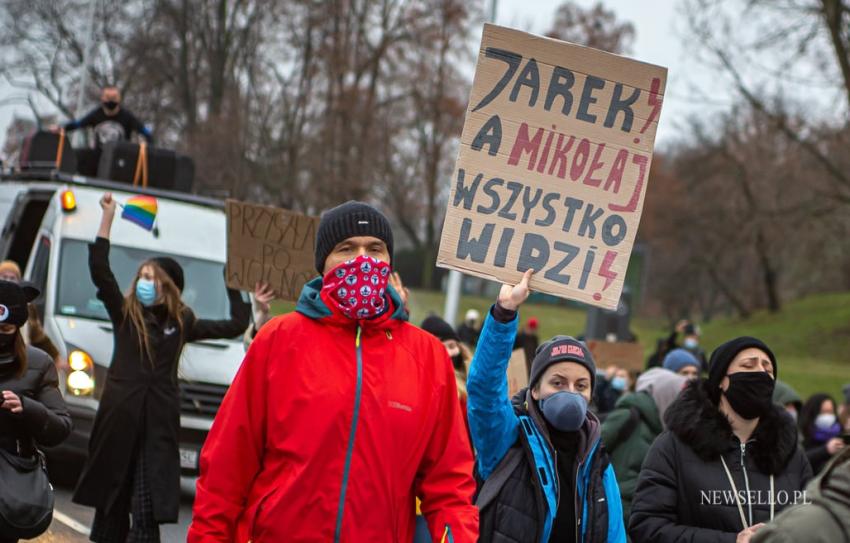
[740,442,753,527]
[542,432,560,543]
[574,459,582,542]
[333,325,364,543]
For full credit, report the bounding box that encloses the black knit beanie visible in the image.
[421,315,460,343]
[0,280,40,327]
[151,257,185,292]
[529,335,596,392]
[707,336,777,403]
[314,201,394,273]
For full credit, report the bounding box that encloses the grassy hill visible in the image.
[272,290,850,403]
[696,292,850,402]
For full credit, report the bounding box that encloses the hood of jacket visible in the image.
[815,446,850,509]
[772,379,803,412]
[614,390,663,435]
[665,379,799,475]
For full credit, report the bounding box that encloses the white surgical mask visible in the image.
[815,413,837,431]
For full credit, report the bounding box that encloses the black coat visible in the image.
[629,380,812,543]
[72,238,250,522]
[803,439,835,476]
[0,346,72,454]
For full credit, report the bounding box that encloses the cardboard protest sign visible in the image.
[437,24,667,309]
[225,199,320,301]
[507,348,529,398]
[586,340,645,373]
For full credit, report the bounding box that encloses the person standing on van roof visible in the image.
[0,260,62,370]
[72,193,250,542]
[189,201,478,542]
[55,86,153,147]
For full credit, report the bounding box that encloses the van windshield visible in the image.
[56,239,239,322]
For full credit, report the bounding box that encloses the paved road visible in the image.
[26,478,196,542]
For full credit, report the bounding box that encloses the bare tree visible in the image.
[681,0,850,206]
[376,0,476,287]
[546,1,635,54]
[0,0,149,121]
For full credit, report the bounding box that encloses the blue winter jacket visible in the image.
[467,307,626,543]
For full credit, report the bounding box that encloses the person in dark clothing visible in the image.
[594,366,632,415]
[422,315,467,374]
[799,393,846,476]
[514,316,540,377]
[458,308,481,347]
[72,193,250,542]
[772,380,803,423]
[468,271,626,543]
[420,314,472,437]
[0,260,62,368]
[601,368,687,523]
[59,86,153,147]
[646,320,708,372]
[629,337,812,543]
[0,280,72,543]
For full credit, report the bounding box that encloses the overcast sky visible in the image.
[0,1,759,151]
[494,0,734,147]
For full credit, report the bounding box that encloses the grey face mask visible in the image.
[539,390,587,432]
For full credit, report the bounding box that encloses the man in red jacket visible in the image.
[189,201,478,542]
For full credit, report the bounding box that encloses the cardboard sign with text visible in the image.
[586,340,645,373]
[225,199,320,301]
[437,24,667,309]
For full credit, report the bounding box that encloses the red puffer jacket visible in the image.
[188,278,478,542]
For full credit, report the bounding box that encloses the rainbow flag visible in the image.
[121,195,158,231]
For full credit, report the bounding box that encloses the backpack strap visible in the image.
[475,447,524,510]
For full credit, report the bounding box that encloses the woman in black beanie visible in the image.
[629,337,812,543]
[0,280,71,542]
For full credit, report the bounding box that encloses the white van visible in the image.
[0,171,248,476]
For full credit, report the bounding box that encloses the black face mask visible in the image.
[451,353,465,372]
[102,100,119,111]
[723,372,775,420]
[0,332,15,354]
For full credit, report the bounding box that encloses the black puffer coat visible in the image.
[0,346,72,454]
[629,380,812,543]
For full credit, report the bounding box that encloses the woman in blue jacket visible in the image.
[468,271,626,543]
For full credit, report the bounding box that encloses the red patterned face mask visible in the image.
[322,255,392,320]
